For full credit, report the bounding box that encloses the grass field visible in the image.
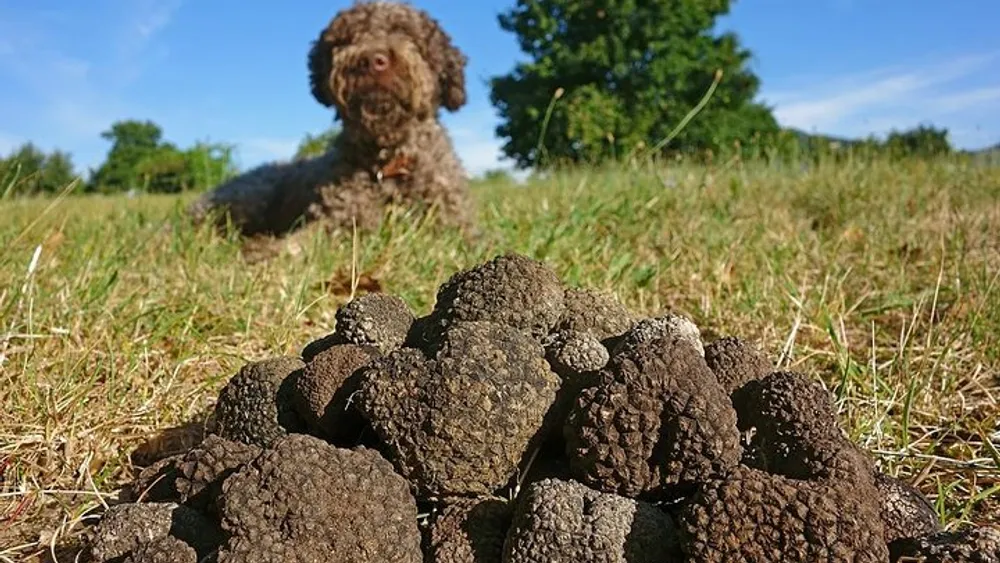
[2,154,999,560]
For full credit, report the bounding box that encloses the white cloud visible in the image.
[0,133,24,155]
[443,105,520,177]
[763,52,1000,148]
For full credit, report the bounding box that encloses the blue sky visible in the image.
[1,0,998,177]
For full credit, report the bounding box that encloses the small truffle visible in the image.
[612,313,705,357]
[290,343,378,442]
[703,335,773,394]
[123,537,197,563]
[554,287,636,341]
[173,434,262,514]
[543,330,610,378]
[889,526,1000,563]
[211,356,306,447]
[87,503,220,563]
[217,433,422,563]
[424,253,566,343]
[334,292,415,352]
[356,321,561,497]
[565,334,741,498]
[426,497,512,563]
[502,478,681,563]
[678,467,889,562]
[875,471,941,544]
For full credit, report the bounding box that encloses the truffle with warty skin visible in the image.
[425,496,512,563]
[422,253,566,345]
[543,329,610,378]
[333,292,415,352]
[86,502,222,563]
[703,335,773,394]
[889,526,1000,563]
[290,342,379,443]
[875,471,941,544]
[122,537,197,563]
[211,356,306,448]
[216,433,422,563]
[564,333,741,499]
[502,478,682,563]
[554,287,637,342]
[677,466,889,562]
[611,313,705,358]
[355,321,561,497]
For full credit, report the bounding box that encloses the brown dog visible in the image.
[188,1,474,247]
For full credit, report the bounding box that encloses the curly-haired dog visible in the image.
[188,1,474,245]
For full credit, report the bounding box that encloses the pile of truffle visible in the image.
[84,254,999,562]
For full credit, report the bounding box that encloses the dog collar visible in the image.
[375,153,415,183]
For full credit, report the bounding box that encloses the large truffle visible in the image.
[217,433,422,562]
[426,497,512,563]
[875,471,941,544]
[732,370,868,482]
[334,292,415,352]
[87,502,221,563]
[502,478,681,563]
[564,334,741,498]
[211,356,305,447]
[889,526,1000,563]
[290,343,378,442]
[554,287,636,342]
[423,253,566,343]
[356,321,561,496]
[703,335,773,394]
[678,466,889,562]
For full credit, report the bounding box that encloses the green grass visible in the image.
[1,155,999,560]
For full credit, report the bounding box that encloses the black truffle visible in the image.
[356,321,561,497]
[87,503,220,563]
[290,343,378,442]
[611,313,705,358]
[554,287,636,342]
[703,335,773,394]
[564,334,741,498]
[889,526,1000,563]
[122,537,197,563]
[678,466,889,562]
[211,356,305,447]
[502,478,682,563]
[424,253,566,343]
[216,433,422,562]
[875,471,941,544]
[543,329,610,378]
[426,497,512,563]
[334,292,415,352]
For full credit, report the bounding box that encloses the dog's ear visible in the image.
[419,12,467,111]
[308,31,336,107]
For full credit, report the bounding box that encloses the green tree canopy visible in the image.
[1,142,79,197]
[88,119,237,194]
[489,0,780,168]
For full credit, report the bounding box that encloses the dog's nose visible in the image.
[370,52,390,73]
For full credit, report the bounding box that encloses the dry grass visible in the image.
[1,154,999,560]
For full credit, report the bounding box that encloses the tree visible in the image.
[88,119,238,194]
[488,0,779,168]
[294,126,341,160]
[0,142,79,196]
[88,120,165,192]
[884,124,951,159]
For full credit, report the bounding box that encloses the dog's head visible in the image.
[308,1,467,146]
